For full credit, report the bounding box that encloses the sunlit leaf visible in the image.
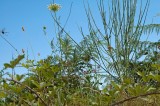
[4,63,12,69]
[0,92,6,98]
[31,80,40,89]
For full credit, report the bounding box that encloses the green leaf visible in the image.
[0,92,6,98]
[51,65,61,73]
[128,87,135,96]
[31,80,40,89]
[151,64,160,70]
[3,54,25,69]
[154,75,160,82]
[39,82,47,89]
[10,54,25,68]
[16,74,25,81]
[146,87,156,92]
[127,84,146,96]
[137,71,144,77]
[111,81,122,91]
[123,78,132,84]
[142,76,148,82]
[21,63,30,69]
[4,63,12,69]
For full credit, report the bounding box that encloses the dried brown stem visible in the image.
[6,78,48,106]
[111,91,160,106]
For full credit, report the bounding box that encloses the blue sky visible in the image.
[0,0,160,75]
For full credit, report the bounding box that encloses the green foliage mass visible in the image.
[0,0,160,106]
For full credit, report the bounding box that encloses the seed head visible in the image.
[48,3,61,12]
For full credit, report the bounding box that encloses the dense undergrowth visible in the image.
[0,0,160,106]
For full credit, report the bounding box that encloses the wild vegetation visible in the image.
[0,0,160,106]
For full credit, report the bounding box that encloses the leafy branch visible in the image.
[6,78,48,106]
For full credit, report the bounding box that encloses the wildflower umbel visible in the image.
[48,3,61,12]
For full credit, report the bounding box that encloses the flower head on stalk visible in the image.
[48,3,61,12]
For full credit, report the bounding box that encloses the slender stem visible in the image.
[6,78,48,106]
[111,91,160,106]
[0,35,19,54]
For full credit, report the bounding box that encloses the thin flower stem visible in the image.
[0,35,19,54]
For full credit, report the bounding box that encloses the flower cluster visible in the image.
[48,3,61,12]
